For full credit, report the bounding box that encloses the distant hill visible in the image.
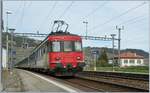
[2,32,42,64]
[121,48,149,58]
[83,47,149,59]
[2,32,41,48]
[83,47,149,65]
[106,48,149,58]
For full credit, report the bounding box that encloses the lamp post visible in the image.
[8,28,15,71]
[111,34,116,72]
[83,21,88,39]
[6,11,12,70]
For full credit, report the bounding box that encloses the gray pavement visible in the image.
[2,69,23,92]
[3,69,79,92]
[17,69,69,92]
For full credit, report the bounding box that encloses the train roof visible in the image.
[16,31,81,64]
[49,31,79,36]
[30,31,80,54]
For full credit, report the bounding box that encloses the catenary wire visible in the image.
[58,1,74,20]
[36,1,57,32]
[84,1,108,18]
[89,2,147,32]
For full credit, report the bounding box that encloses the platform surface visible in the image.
[2,69,79,92]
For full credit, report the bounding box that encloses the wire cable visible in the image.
[16,1,32,32]
[18,1,26,32]
[89,2,147,31]
[58,1,74,19]
[36,1,57,32]
[100,15,147,33]
[118,15,147,25]
[85,1,108,18]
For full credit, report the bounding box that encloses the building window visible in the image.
[124,60,128,64]
[129,59,135,64]
[137,59,141,64]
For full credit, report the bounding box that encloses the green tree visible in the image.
[97,48,109,67]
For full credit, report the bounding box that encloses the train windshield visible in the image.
[52,42,60,52]
[51,41,82,52]
[64,41,73,52]
[75,41,82,51]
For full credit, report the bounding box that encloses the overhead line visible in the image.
[90,2,147,31]
[18,1,26,32]
[12,1,22,27]
[58,1,74,19]
[85,1,108,18]
[14,2,24,29]
[118,15,147,25]
[16,1,32,32]
[97,15,147,34]
[36,1,57,32]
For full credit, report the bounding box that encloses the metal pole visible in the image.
[6,14,8,70]
[94,53,96,71]
[6,11,11,70]
[9,28,15,71]
[83,21,88,40]
[111,34,116,72]
[11,31,13,70]
[116,26,124,66]
[112,36,114,72]
[118,29,121,66]
[0,0,3,91]
[86,22,87,38]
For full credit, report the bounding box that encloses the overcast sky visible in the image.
[3,1,149,52]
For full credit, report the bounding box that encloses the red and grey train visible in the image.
[15,20,85,76]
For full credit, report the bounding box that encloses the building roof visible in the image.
[115,52,144,59]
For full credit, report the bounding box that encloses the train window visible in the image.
[47,42,51,52]
[43,47,46,54]
[64,41,73,52]
[75,41,82,51]
[52,42,60,52]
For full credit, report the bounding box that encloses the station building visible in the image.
[115,52,144,67]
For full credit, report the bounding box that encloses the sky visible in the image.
[2,1,150,52]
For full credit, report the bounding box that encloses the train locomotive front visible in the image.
[48,32,85,76]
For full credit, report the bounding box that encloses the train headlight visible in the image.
[55,57,61,61]
[64,65,66,68]
[77,56,81,60]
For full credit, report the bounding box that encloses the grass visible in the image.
[84,66,149,74]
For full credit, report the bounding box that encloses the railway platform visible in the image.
[2,69,80,92]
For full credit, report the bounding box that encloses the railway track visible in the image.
[78,71,149,81]
[76,71,149,91]
[57,77,148,92]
